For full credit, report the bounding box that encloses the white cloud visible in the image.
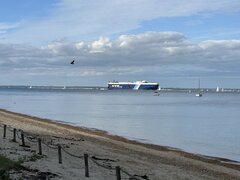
[1,31,240,82]
[200,40,240,49]
[1,0,240,44]
[89,37,112,53]
[0,22,19,35]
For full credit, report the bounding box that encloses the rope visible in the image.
[24,132,41,143]
[25,135,39,143]
[91,156,116,162]
[121,168,141,180]
[90,157,114,170]
[41,139,58,150]
[61,147,83,159]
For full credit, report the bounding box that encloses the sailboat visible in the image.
[195,79,203,97]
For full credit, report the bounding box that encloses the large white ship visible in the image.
[108,80,159,90]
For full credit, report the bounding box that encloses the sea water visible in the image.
[0,87,239,162]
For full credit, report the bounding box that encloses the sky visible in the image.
[0,0,240,88]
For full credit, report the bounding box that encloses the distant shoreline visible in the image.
[1,85,240,93]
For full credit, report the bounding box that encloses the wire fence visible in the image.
[0,123,147,180]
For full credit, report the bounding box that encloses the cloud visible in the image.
[0,22,20,35]
[1,0,240,44]
[1,31,240,84]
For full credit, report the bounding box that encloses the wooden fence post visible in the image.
[58,145,62,164]
[84,154,89,177]
[3,125,6,138]
[116,166,121,180]
[21,132,25,146]
[13,128,16,142]
[38,138,42,155]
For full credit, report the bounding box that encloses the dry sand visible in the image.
[0,109,240,180]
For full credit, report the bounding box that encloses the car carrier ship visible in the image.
[108,80,159,90]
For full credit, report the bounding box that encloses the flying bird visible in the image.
[70,60,75,64]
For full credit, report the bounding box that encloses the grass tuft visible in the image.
[0,155,23,180]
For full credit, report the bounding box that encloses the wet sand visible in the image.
[0,109,240,180]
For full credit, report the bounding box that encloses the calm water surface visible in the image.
[0,88,239,162]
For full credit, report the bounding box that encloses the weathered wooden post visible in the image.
[13,128,17,142]
[3,125,6,138]
[58,145,62,164]
[38,138,42,155]
[21,132,25,146]
[116,166,121,180]
[84,154,89,177]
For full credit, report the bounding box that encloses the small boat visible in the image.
[195,79,203,97]
[195,93,202,97]
[153,91,160,96]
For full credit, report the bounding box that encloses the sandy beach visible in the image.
[0,109,240,180]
